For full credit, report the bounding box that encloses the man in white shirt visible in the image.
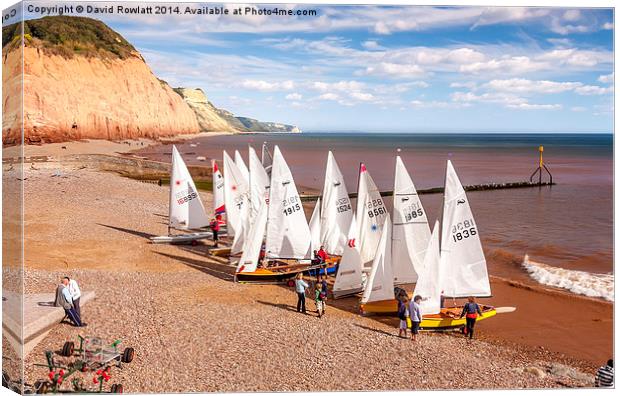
[64,276,82,317]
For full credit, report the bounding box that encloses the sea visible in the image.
[137,132,614,301]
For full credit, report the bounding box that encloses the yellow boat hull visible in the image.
[359,299,497,329]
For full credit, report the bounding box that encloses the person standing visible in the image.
[319,275,328,315]
[209,218,220,247]
[397,297,409,338]
[314,283,325,318]
[65,276,81,317]
[409,295,422,341]
[54,281,84,327]
[295,273,309,314]
[595,359,614,387]
[460,296,483,339]
[317,246,328,264]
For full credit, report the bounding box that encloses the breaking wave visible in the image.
[522,255,614,302]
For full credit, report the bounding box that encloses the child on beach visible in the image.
[397,297,409,338]
[314,283,325,318]
[320,275,328,315]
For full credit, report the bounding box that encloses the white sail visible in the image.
[333,215,364,297]
[309,197,322,254]
[236,198,268,274]
[356,163,388,269]
[320,151,353,255]
[265,146,311,259]
[261,142,273,175]
[235,150,250,183]
[248,146,270,223]
[392,156,431,284]
[361,216,395,304]
[223,150,250,239]
[169,145,210,230]
[212,159,225,215]
[413,220,442,315]
[439,160,491,297]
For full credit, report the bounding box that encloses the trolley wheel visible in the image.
[286,280,295,287]
[121,347,134,364]
[61,341,74,357]
[191,240,198,246]
[111,384,123,393]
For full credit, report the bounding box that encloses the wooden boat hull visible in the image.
[235,263,323,283]
[359,300,497,329]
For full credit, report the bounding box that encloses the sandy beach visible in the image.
[1,137,612,392]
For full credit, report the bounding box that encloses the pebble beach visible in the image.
[2,140,607,392]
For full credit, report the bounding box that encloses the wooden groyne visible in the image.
[300,180,555,202]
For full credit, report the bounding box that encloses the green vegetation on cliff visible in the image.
[2,16,138,59]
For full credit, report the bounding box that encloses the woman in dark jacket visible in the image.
[460,296,483,339]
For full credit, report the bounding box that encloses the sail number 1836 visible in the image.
[451,219,477,242]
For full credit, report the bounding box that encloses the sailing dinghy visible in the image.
[235,145,321,283]
[212,159,225,216]
[224,150,250,254]
[332,216,365,298]
[356,163,388,271]
[392,156,431,284]
[320,151,354,256]
[359,160,496,329]
[150,145,215,244]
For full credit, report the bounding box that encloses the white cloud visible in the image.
[598,73,614,84]
[506,103,562,110]
[602,22,614,30]
[285,93,303,100]
[239,79,295,91]
[563,10,581,22]
[574,85,614,96]
[450,81,478,89]
[361,40,384,50]
[571,106,587,112]
[317,93,340,101]
[363,62,425,78]
[410,100,456,109]
[483,79,581,94]
[350,92,375,101]
[459,56,546,74]
[310,80,366,92]
[451,91,560,110]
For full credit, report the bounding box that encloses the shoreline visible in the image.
[5,137,613,375]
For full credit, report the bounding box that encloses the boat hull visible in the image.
[359,300,497,329]
[235,263,324,283]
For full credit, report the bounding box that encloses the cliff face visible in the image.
[175,88,301,133]
[3,17,201,144]
[236,117,302,133]
[2,16,300,145]
[173,88,237,133]
[12,46,201,143]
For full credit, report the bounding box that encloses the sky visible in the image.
[14,2,616,132]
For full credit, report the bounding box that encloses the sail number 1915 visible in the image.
[283,196,301,216]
